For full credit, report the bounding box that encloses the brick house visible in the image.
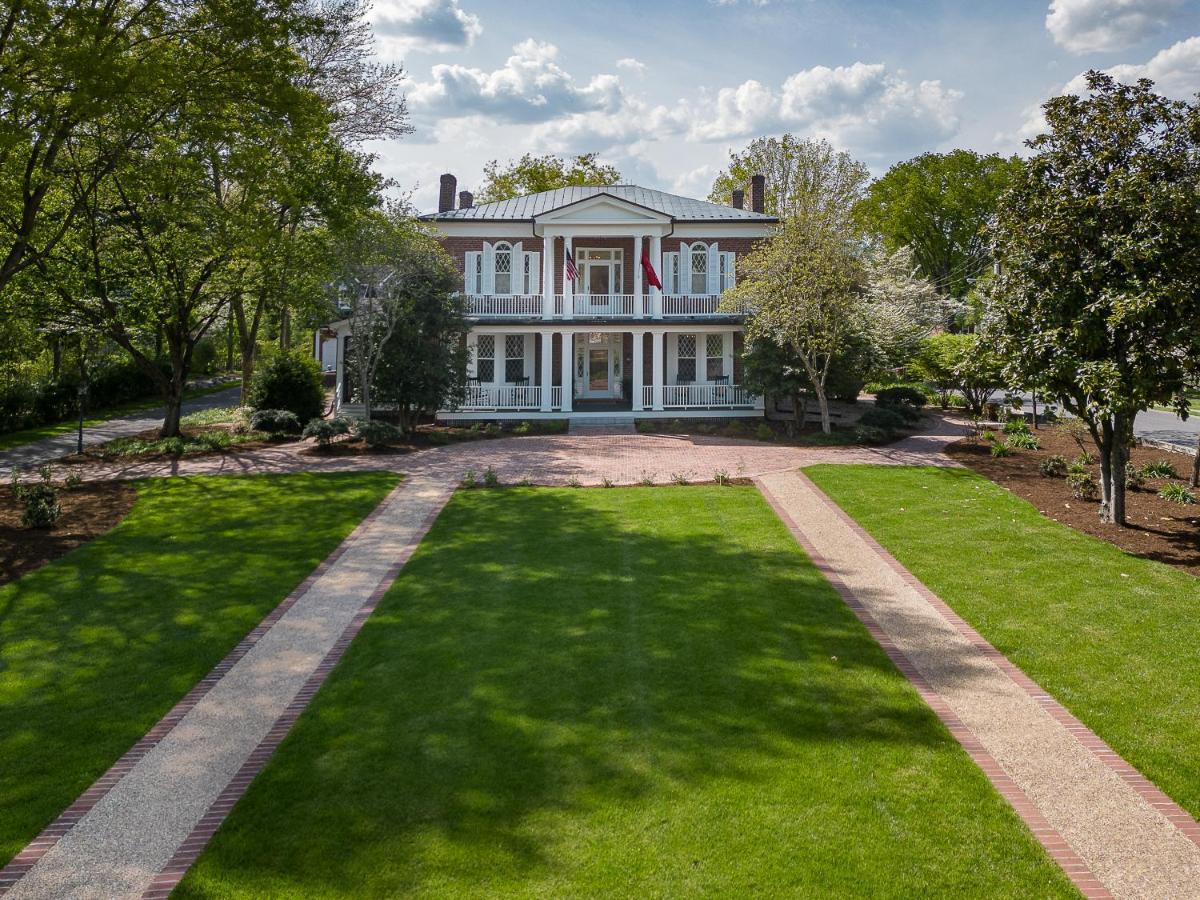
[325,173,777,423]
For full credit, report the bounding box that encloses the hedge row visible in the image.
[0,359,170,434]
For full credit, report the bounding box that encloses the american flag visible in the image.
[564,253,578,283]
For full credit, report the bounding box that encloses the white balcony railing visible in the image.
[661,294,723,317]
[642,384,755,408]
[466,295,543,317]
[571,294,638,317]
[551,386,563,409]
[461,384,542,410]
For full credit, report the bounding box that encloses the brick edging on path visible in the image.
[0,480,408,896]
[140,489,449,899]
[791,469,1200,853]
[753,477,1112,900]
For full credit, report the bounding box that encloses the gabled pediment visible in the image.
[535,193,672,226]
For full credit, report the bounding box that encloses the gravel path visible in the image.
[757,469,1200,900]
[2,475,452,900]
[0,385,242,471]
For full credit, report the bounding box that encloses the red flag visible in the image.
[641,243,663,290]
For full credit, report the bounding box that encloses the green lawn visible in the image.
[0,471,398,866]
[806,464,1200,821]
[176,486,1074,898]
[0,379,239,452]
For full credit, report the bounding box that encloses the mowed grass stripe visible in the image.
[806,463,1200,822]
[176,486,1075,898]
[0,471,400,866]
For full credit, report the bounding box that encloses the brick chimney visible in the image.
[438,173,456,213]
[458,190,473,209]
[749,174,765,213]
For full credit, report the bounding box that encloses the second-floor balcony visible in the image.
[464,293,734,320]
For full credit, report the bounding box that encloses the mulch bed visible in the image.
[0,481,137,585]
[947,428,1200,576]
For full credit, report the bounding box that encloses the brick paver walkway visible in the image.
[757,470,1200,900]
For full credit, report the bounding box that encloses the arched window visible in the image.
[690,244,708,295]
[494,242,512,294]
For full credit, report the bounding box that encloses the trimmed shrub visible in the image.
[247,352,323,423]
[858,407,907,432]
[755,423,774,442]
[1159,482,1197,504]
[249,408,301,435]
[855,425,892,445]
[353,418,401,448]
[1040,455,1068,477]
[875,386,927,409]
[1067,471,1098,500]
[21,482,62,528]
[303,416,351,447]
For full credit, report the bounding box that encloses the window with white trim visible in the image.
[677,334,697,382]
[476,335,495,382]
[706,334,724,381]
[504,334,525,383]
[690,246,707,295]
[494,242,512,295]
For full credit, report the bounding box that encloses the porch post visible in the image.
[541,230,555,320]
[633,234,644,317]
[562,236,574,320]
[651,329,665,411]
[649,234,662,318]
[560,331,573,413]
[632,330,644,412]
[539,330,553,412]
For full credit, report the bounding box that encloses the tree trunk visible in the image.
[160,371,185,437]
[225,316,234,371]
[1191,434,1200,488]
[279,305,290,350]
[789,391,806,437]
[815,384,831,434]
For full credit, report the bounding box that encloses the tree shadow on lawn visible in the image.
[181,487,1065,897]
[0,471,397,867]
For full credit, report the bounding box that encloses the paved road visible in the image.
[0,384,242,471]
[1134,407,1200,454]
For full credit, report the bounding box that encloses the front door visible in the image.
[577,333,619,399]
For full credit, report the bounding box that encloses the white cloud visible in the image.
[1045,0,1182,53]
[409,40,624,123]
[371,0,482,55]
[616,57,647,76]
[683,63,962,160]
[1011,35,1200,142]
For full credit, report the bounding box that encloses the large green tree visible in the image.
[475,153,620,203]
[709,135,869,222]
[988,72,1200,525]
[856,150,1021,298]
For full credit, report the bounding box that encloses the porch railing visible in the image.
[466,295,542,317]
[461,384,542,410]
[642,384,755,408]
[661,294,723,317]
[568,294,638,317]
[551,386,563,408]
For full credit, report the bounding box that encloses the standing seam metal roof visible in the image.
[422,185,776,222]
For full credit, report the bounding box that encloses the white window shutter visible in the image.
[678,243,691,293]
[723,252,736,291]
[707,242,720,296]
[525,333,534,380]
[464,251,480,294]
[482,242,495,294]
[528,252,541,295]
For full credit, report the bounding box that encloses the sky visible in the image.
[364,0,1200,211]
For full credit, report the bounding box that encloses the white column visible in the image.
[562,236,574,320]
[560,331,573,412]
[539,331,553,411]
[633,234,644,317]
[541,231,555,320]
[651,330,664,411]
[632,330,645,412]
[649,234,662,318]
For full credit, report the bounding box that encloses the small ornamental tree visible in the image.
[476,153,620,203]
[988,72,1200,525]
[726,212,864,433]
